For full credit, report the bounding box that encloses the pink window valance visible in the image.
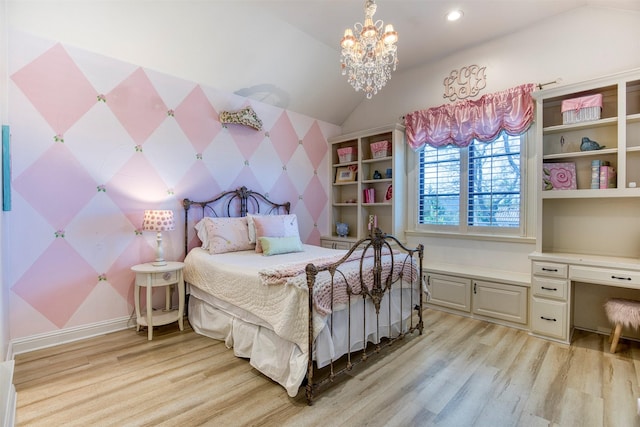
[404,83,535,150]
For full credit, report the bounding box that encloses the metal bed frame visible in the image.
[183,186,424,404]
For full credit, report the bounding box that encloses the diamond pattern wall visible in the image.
[8,33,340,340]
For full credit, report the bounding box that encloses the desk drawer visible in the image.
[532,277,568,300]
[569,265,640,288]
[137,270,179,286]
[531,297,567,341]
[321,241,352,250]
[532,262,568,279]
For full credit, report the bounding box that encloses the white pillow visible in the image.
[252,214,300,253]
[194,217,211,250]
[194,217,254,254]
[246,213,260,244]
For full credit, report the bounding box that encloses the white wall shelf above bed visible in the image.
[323,123,406,248]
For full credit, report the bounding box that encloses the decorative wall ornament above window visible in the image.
[443,65,487,102]
[340,0,398,99]
[219,106,263,131]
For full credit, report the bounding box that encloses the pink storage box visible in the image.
[561,94,602,124]
[370,140,391,159]
[337,146,357,163]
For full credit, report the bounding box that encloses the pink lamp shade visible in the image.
[143,210,175,232]
[143,210,175,266]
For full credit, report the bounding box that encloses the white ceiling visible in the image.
[240,0,640,124]
[261,0,580,73]
[8,0,640,126]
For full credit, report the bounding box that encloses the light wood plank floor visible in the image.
[13,309,640,426]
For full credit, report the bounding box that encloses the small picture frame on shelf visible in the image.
[335,165,357,183]
[542,162,577,190]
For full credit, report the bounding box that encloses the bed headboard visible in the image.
[182,186,291,254]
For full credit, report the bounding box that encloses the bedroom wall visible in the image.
[6,31,340,342]
[0,0,8,359]
[342,5,640,274]
[5,0,358,126]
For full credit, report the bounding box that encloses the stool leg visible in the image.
[610,323,622,353]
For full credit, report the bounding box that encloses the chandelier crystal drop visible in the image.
[340,0,398,99]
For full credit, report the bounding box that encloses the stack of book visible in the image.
[363,188,375,203]
[591,160,616,189]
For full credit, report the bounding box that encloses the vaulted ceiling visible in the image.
[230,0,640,124]
[7,0,640,125]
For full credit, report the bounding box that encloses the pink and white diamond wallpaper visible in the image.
[7,32,340,340]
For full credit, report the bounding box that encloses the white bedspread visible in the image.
[183,245,344,355]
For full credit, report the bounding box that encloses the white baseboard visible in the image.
[8,316,133,358]
[0,360,16,427]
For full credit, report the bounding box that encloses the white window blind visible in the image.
[418,131,523,233]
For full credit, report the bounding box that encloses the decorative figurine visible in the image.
[336,222,349,237]
[373,170,382,179]
[580,137,605,151]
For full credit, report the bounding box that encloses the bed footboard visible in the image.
[304,228,424,404]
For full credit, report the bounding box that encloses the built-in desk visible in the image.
[529,252,640,344]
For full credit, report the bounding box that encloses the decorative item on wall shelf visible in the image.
[370,140,390,158]
[443,64,487,101]
[335,165,358,183]
[561,94,602,124]
[367,214,377,231]
[373,170,382,179]
[363,187,375,203]
[336,222,349,237]
[337,146,357,163]
[219,106,263,131]
[542,162,577,191]
[385,184,393,202]
[580,137,605,151]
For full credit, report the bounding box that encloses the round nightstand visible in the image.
[131,261,185,340]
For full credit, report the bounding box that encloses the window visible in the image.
[417,131,525,234]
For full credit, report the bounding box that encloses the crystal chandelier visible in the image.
[340,0,398,99]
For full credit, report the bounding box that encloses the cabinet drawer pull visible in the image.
[542,268,558,272]
[541,286,558,291]
[611,275,632,281]
[540,316,557,322]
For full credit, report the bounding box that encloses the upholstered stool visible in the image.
[604,298,640,353]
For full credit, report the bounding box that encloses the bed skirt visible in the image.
[188,285,419,397]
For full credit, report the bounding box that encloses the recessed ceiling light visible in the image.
[446,10,463,22]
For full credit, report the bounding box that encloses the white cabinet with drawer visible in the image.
[530,260,572,343]
[426,273,471,312]
[426,272,529,327]
[320,238,354,250]
[532,276,568,300]
[532,261,568,278]
[472,280,528,324]
[569,265,640,289]
[531,296,568,340]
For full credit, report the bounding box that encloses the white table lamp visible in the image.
[143,210,175,266]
